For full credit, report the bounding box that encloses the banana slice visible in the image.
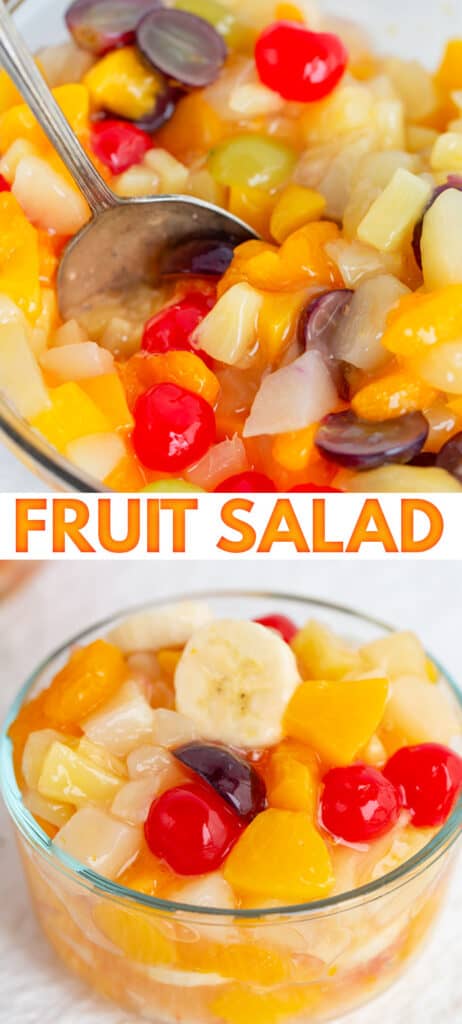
[108,601,213,653]
[175,620,300,748]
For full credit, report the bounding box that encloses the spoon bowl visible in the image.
[0,3,256,322]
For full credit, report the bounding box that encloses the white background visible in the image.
[0,561,460,1023]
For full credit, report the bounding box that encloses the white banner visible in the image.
[0,493,459,559]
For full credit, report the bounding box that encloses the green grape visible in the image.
[172,0,253,50]
[142,479,205,493]
[208,134,297,190]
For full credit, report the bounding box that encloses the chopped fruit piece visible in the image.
[284,676,389,766]
[82,680,154,757]
[156,647,182,682]
[215,471,276,492]
[90,119,151,174]
[254,614,298,644]
[255,23,348,103]
[80,373,134,431]
[291,620,360,680]
[0,193,40,320]
[144,781,242,874]
[131,351,220,407]
[94,901,176,962]
[38,740,123,806]
[361,631,427,679]
[208,134,296,191]
[211,985,314,1024]
[8,691,79,786]
[133,382,216,471]
[320,764,401,843]
[55,807,141,877]
[270,185,326,244]
[174,742,267,822]
[84,46,164,121]
[0,321,50,419]
[266,749,316,813]
[0,84,89,152]
[192,283,263,366]
[43,639,125,726]
[381,674,459,747]
[22,728,73,789]
[224,808,333,902]
[351,372,436,421]
[381,285,462,358]
[357,169,432,253]
[118,842,175,896]
[384,744,462,826]
[30,382,111,452]
[181,939,288,985]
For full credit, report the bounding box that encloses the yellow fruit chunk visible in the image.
[80,373,134,431]
[212,985,317,1024]
[224,809,333,902]
[258,290,308,365]
[229,186,274,237]
[291,620,360,681]
[30,382,111,452]
[38,740,123,806]
[104,452,146,492]
[272,425,317,471]
[156,648,182,683]
[243,222,342,292]
[284,676,389,766]
[426,657,440,683]
[266,750,317,813]
[181,940,288,986]
[360,631,427,679]
[357,169,431,253]
[0,84,89,152]
[43,639,126,726]
[0,63,46,115]
[0,193,40,320]
[381,285,462,358]
[84,47,163,121]
[8,691,80,787]
[118,843,174,896]
[135,350,220,406]
[93,902,176,965]
[270,185,327,244]
[351,371,437,421]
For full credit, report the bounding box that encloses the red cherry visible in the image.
[383,744,462,828]
[133,382,216,471]
[320,764,401,843]
[254,614,298,644]
[290,484,342,493]
[90,119,152,175]
[215,471,277,492]
[255,22,348,103]
[144,781,242,874]
[142,292,215,367]
[0,174,11,192]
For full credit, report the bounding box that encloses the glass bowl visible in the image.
[3,0,462,491]
[1,591,461,1022]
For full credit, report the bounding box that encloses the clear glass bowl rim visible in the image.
[1,589,461,921]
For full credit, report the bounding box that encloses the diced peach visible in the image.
[43,639,125,726]
[0,84,89,152]
[29,382,112,452]
[156,92,226,161]
[228,185,274,237]
[224,808,333,902]
[272,425,317,471]
[0,193,41,320]
[84,47,163,121]
[266,749,317,813]
[284,676,389,765]
[243,222,343,292]
[257,289,309,364]
[291,620,361,680]
[38,740,123,806]
[80,373,134,431]
[270,185,327,243]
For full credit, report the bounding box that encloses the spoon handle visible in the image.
[0,2,115,214]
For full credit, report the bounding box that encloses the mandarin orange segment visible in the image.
[351,372,437,421]
[272,425,317,471]
[266,750,317,813]
[118,350,219,410]
[212,984,319,1024]
[181,940,289,986]
[29,382,112,451]
[284,677,389,766]
[241,222,342,291]
[43,639,126,726]
[381,285,462,357]
[224,808,333,902]
[93,902,177,966]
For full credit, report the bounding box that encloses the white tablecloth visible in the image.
[0,562,461,1023]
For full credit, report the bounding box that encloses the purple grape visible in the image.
[174,742,267,823]
[132,82,182,132]
[299,289,353,399]
[412,176,462,269]
[435,431,462,482]
[66,0,161,56]
[160,238,236,278]
[410,451,436,468]
[137,8,227,88]
[315,410,429,470]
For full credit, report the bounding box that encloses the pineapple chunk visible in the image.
[291,620,361,680]
[144,149,189,193]
[38,740,123,807]
[22,728,74,789]
[360,631,427,679]
[127,744,177,779]
[0,321,50,418]
[421,189,462,291]
[152,709,198,747]
[108,601,212,653]
[66,431,125,481]
[381,675,460,747]
[191,283,263,366]
[357,168,432,252]
[82,680,154,757]
[77,737,127,778]
[13,155,89,235]
[54,807,141,878]
[23,788,74,829]
[111,776,170,825]
[430,132,462,171]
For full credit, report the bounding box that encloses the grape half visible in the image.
[315,410,429,469]
[299,289,353,400]
[174,742,267,822]
[66,0,161,56]
[137,8,227,88]
[160,238,236,278]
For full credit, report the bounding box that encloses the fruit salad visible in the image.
[3,4,462,492]
[5,599,461,1022]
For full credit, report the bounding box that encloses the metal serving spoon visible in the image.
[0,3,255,320]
